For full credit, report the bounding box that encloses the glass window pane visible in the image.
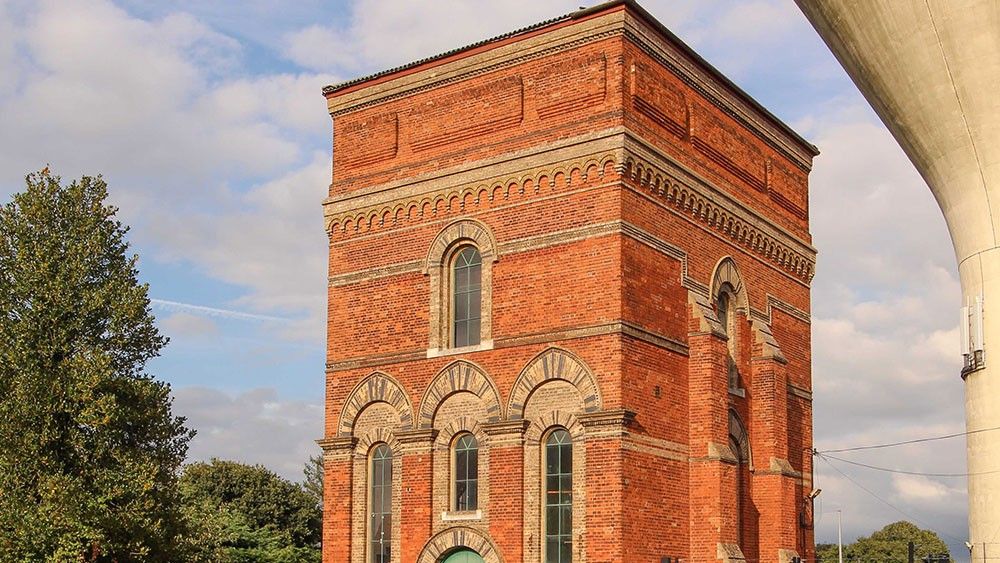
[468,481,478,510]
[562,444,572,472]
[456,449,468,478]
[560,538,572,562]
[455,293,469,322]
[469,289,481,319]
[454,320,468,348]
[468,318,481,346]
[468,448,478,476]
[468,264,482,288]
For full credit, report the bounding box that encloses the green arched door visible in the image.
[441,549,485,563]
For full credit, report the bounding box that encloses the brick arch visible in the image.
[508,347,602,421]
[523,411,584,445]
[416,526,504,563]
[729,409,753,470]
[338,371,413,436]
[711,256,749,312]
[436,416,488,449]
[424,218,499,273]
[355,426,402,454]
[418,360,502,429]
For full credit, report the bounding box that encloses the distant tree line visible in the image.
[817,521,951,563]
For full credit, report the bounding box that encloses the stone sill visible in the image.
[728,387,746,398]
[441,509,482,522]
[427,340,494,358]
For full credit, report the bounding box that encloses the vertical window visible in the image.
[452,247,482,348]
[453,433,479,511]
[730,435,744,548]
[545,429,572,563]
[370,444,392,563]
[718,286,740,390]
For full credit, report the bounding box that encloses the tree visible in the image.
[816,542,840,563]
[179,459,322,562]
[302,453,324,512]
[845,521,951,563]
[0,170,193,561]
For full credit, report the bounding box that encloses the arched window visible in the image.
[730,434,744,547]
[545,429,573,563]
[729,411,750,549]
[717,283,740,390]
[452,247,482,348]
[453,433,479,511]
[370,444,392,563]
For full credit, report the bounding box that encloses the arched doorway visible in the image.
[441,549,485,563]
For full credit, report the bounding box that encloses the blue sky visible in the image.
[0,0,971,558]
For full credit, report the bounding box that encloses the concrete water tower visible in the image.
[794,0,1000,555]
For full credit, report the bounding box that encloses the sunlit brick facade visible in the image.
[320,2,818,562]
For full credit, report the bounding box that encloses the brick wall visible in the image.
[321,3,816,562]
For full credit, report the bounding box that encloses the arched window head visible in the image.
[453,433,479,511]
[545,429,572,563]
[452,247,482,348]
[370,444,392,563]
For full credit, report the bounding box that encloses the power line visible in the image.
[823,453,998,478]
[817,454,965,545]
[818,425,1000,454]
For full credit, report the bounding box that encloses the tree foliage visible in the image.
[0,170,193,561]
[179,459,321,562]
[817,521,951,563]
[302,454,323,512]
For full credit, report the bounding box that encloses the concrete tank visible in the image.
[794,0,1000,555]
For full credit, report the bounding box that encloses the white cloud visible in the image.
[893,475,961,503]
[282,0,581,74]
[173,386,322,481]
[159,312,219,339]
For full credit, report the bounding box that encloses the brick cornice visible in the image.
[316,436,357,454]
[481,419,530,447]
[396,428,439,453]
[577,408,637,439]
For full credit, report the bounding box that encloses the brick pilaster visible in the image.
[397,429,438,563]
[319,437,357,563]
[482,420,529,563]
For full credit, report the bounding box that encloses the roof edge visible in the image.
[321,0,818,157]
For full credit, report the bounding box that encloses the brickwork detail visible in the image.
[339,371,414,436]
[508,348,602,420]
[416,526,505,563]
[419,360,503,428]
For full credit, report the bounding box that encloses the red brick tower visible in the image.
[320,2,817,563]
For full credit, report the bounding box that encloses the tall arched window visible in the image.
[729,411,750,549]
[452,247,482,348]
[545,429,572,563]
[453,433,479,511]
[717,283,740,390]
[370,444,392,563]
[730,435,744,547]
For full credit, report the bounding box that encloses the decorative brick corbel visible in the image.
[751,318,787,364]
[689,290,726,337]
[395,428,439,454]
[577,408,637,439]
[481,419,530,447]
[316,436,358,460]
[718,542,748,563]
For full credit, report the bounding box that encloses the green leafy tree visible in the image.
[302,453,324,512]
[816,542,840,563]
[180,459,321,562]
[844,521,951,563]
[0,170,193,561]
